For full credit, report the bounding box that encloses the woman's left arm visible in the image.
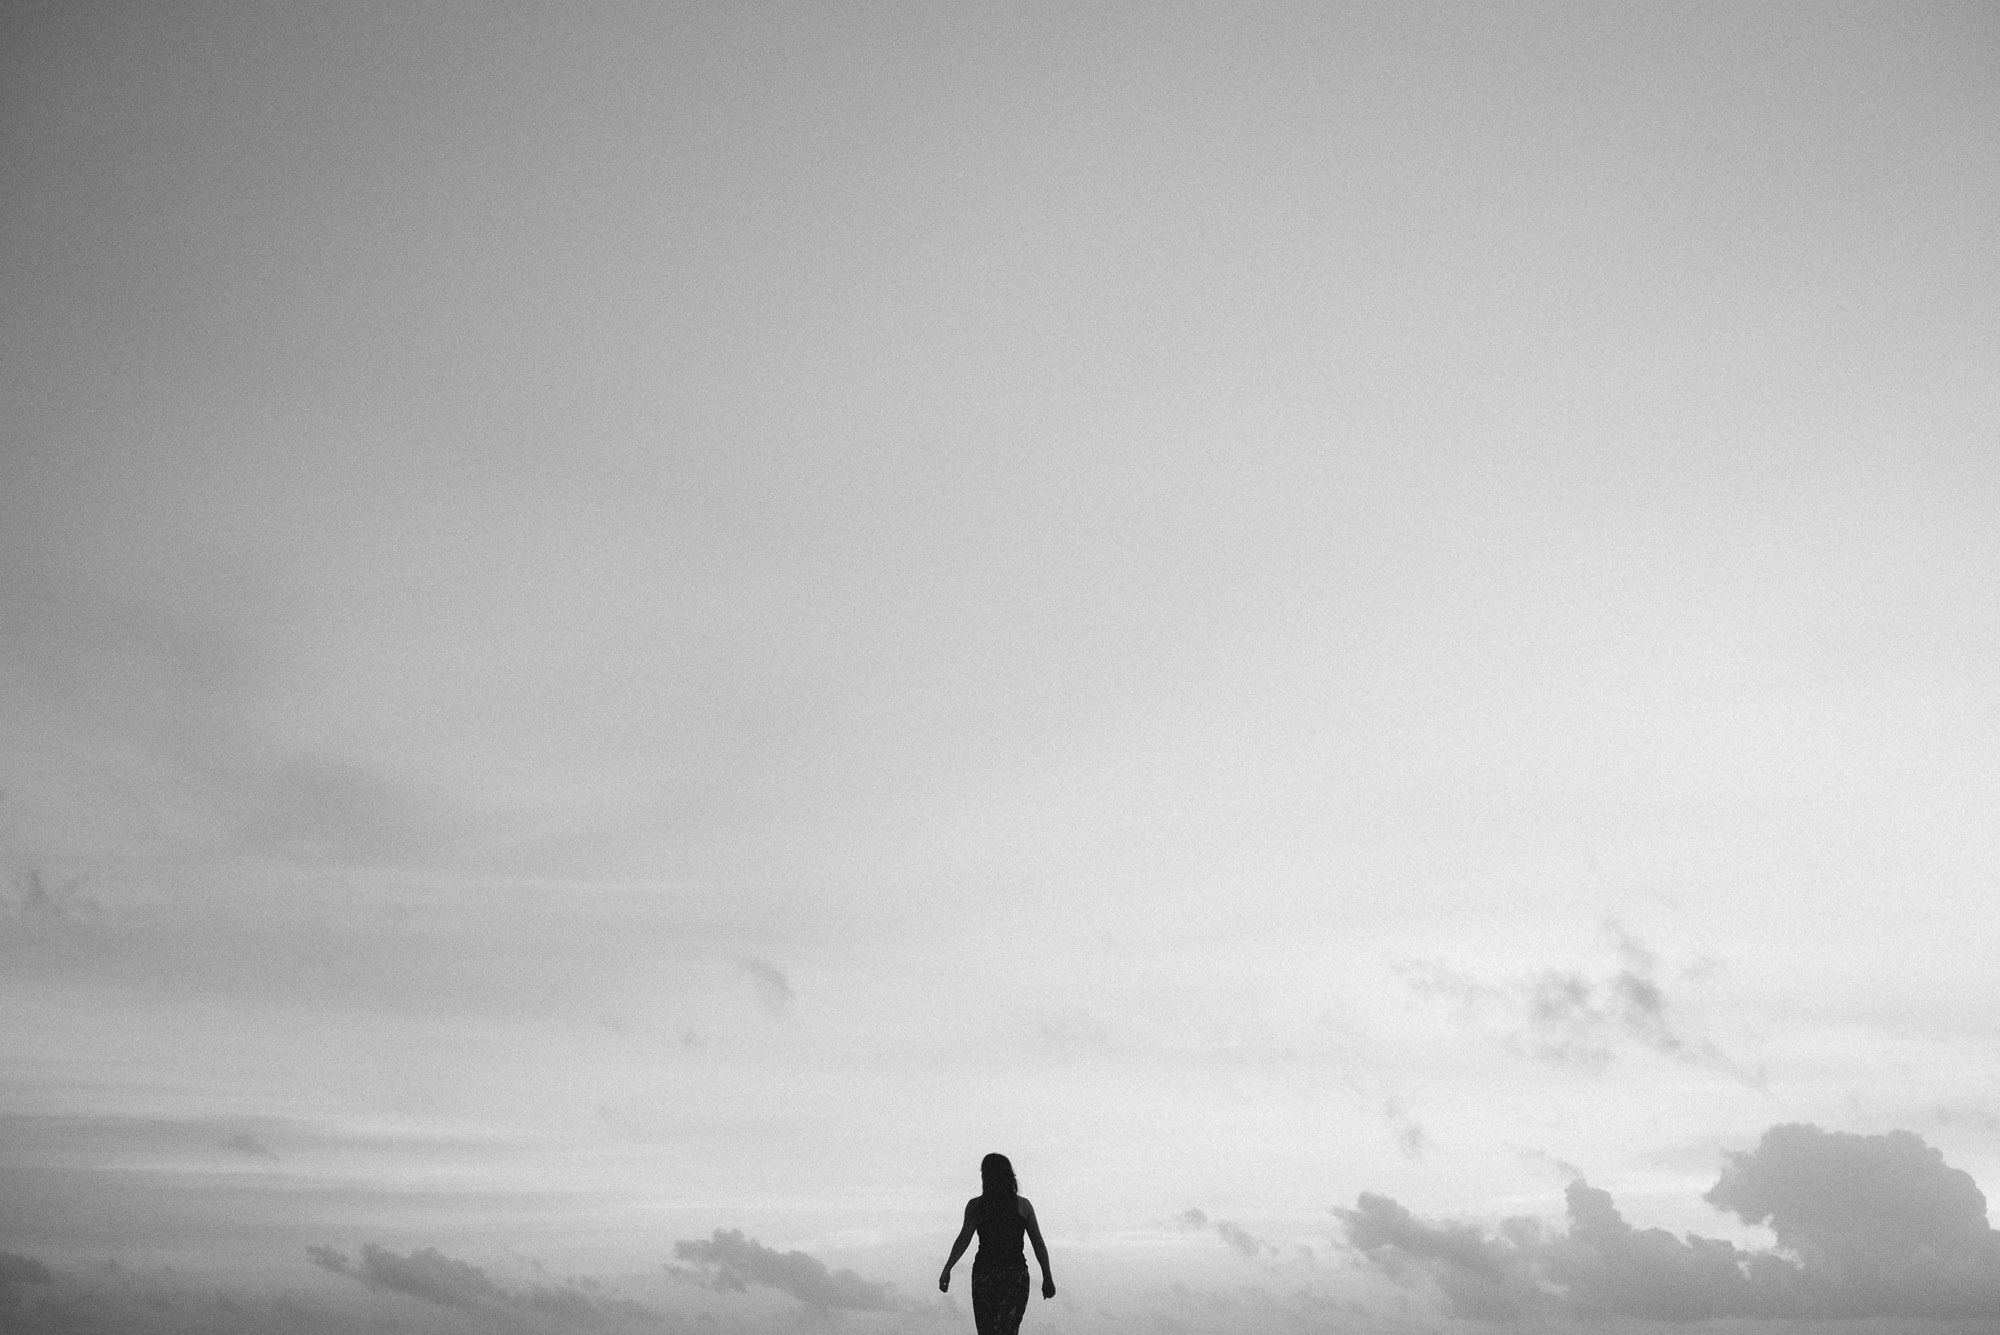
[1021,1199,1055,1299]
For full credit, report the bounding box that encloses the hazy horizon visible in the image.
[4,2,1998,1332]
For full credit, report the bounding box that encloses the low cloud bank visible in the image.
[310,1243,504,1310]
[671,1228,898,1311]
[309,1243,661,1327]
[1338,1123,2000,1321]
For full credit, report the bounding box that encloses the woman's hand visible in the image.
[1042,1276,1056,1300]
[938,1269,951,1293]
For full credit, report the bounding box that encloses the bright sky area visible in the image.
[3,3,1998,1333]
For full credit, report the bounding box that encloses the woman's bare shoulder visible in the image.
[1016,1196,1035,1217]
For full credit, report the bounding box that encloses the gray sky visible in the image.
[4,3,1999,1332]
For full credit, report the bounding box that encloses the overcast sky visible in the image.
[4,3,1999,1333]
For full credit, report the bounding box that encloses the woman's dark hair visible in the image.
[980,1152,1017,1199]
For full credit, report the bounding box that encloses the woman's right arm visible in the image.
[940,1200,977,1291]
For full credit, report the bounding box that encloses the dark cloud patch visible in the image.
[1215,1221,1275,1260]
[223,1132,278,1160]
[1338,1123,2000,1322]
[305,1246,350,1277]
[1399,921,1760,1085]
[0,1252,54,1308]
[671,1228,895,1310]
[735,957,794,1017]
[308,1243,663,1329]
[354,1244,508,1310]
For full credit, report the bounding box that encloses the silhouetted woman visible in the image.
[939,1152,1054,1335]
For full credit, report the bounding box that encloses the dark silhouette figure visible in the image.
[939,1153,1054,1335]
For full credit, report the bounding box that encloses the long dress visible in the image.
[970,1194,1030,1335]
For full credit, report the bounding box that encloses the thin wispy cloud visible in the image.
[1338,1124,2000,1322]
[1398,921,1761,1085]
[1177,1208,1279,1260]
[221,1132,277,1161]
[1936,1104,2000,1135]
[1381,1101,1428,1161]
[734,957,795,1018]
[11,868,101,923]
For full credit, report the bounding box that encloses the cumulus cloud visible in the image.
[1705,1123,2000,1315]
[736,956,795,1016]
[670,1229,896,1310]
[1399,921,1759,1085]
[1337,1123,2000,1322]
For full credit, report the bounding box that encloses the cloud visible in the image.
[1516,1148,1583,1183]
[522,1280,662,1328]
[1337,1123,2000,1322]
[0,1250,675,1335]
[1381,1101,1428,1160]
[0,590,464,871]
[234,755,453,865]
[1337,1193,1537,1321]
[1936,1104,2000,1134]
[11,868,103,923]
[0,1252,54,1308]
[1705,1123,2000,1315]
[309,1243,663,1329]
[670,1229,896,1311]
[319,1244,508,1310]
[1399,920,1760,1085]
[1215,1221,1275,1260]
[736,957,794,1017]
[1177,1208,1279,1260]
